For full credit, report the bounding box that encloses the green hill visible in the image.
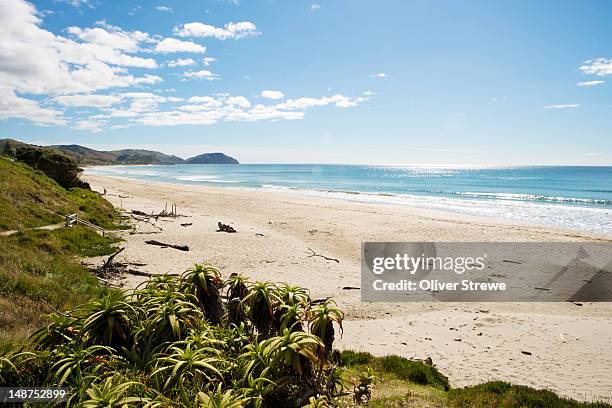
[185,152,240,164]
[52,144,185,165]
[0,157,116,231]
[1,138,240,166]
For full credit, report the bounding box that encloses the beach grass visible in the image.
[0,156,123,231]
[338,350,609,407]
[0,227,118,342]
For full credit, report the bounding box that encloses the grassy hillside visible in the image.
[0,227,119,342]
[0,156,118,231]
[48,144,118,165]
[2,138,239,166]
[53,144,185,165]
[0,156,123,341]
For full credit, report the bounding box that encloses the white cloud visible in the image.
[580,58,612,76]
[544,104,580,109]
[279,94,366,110]
[154,38,206,53]
[155,6,173,12]
[174,21,259,40]
[0,86,65,125]
[577,80,605,87]
[311,4,321,11]
[226,96,251,108]
[369,72,387,78]
[0,0,161,102]
[58,0,91,8]
[74,119,107,132]
[203,57,218,66]
[188,96,223,106]
[53,94,122,107]
[183,70,220,80]
[129,92,363,127]
[66,21,155,53]
[167,58,195,67]
[261,90,284,100]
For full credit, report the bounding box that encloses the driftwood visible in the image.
[130,203,183,222]
[97,277,122,287]
[125,269,154,277]
[307,248,339,263]
[102,247,125,269]
[130,214,164,233]
[92,247,154,284]
[145,240,189,251]
[217,222,237,233]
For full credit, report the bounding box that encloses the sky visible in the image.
[0,0,611,165]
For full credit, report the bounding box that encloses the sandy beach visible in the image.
[85,174,612,403]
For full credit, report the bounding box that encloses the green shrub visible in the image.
[339,350,375,366]
[14,146,89,189]
[379,355,449,390]
[448,381,610,408]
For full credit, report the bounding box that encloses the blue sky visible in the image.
[0,0,610,165]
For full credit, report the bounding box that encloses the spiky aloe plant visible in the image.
[277,283,310,307]
[308,299,344,356]
[141,291,203,343]
[144,274,179,292]
[197,384,252,408]
[244,282,279,338]
[303,395,331,408]
[77,291,136,349]
[0,344,35,385]
[182,263,225,324]
[51,344,114,386]
[242,376,278,408]
[237,338,274,382]
[227,297,249,328]
[79,376,146,407]
[225,273,250,302]
[176,328,225,355]
[151,343,225,394]
[262,329,323,376]
[30,313,80,350]
[275,303,305,333]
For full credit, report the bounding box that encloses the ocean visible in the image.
[85,164,612,236]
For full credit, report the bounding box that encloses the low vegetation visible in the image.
[0,155,125,341]
[0,227,120,342]
[0,269,349,406]
[1,268,609,407]
[338,350,610,408]
[0,157,119,231]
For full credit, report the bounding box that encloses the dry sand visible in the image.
[85,174,612,403]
